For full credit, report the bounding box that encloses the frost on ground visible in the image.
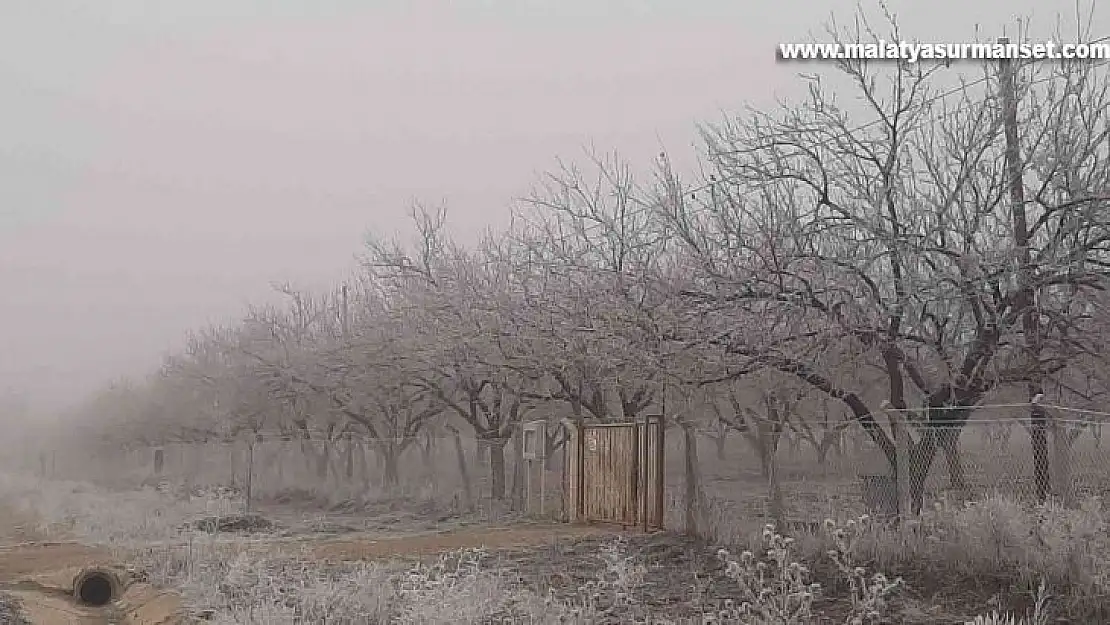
[0,591,31,625]
[2,471,1109,624]
[124,506,1108,624]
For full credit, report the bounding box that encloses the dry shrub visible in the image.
[706,493,1108,620]
[0,592,31,625]
[133,540,558,624]
[849,495,1109,610]
[5,469,1107,623]
[709,520,901,625]
[0,471,239,545]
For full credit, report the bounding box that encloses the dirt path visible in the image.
[0,540,185,625]
[0,540,187,625]
[0,497,187,625]
[0,542,110,580]
[0,506,617,625]
[308,522,616,562]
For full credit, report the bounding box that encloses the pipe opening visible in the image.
[74,570,116,607]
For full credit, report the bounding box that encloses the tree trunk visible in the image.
[909,430,936,516]
[714,420,728,461]
[184,445,201,492]
[345,436,355,481]
[276,440,286,487]
[785,431,801,455]
[450,428,473,509]
[381,443,400,489]
[475,438,488,468]
[749,424,786,530]
[909,403,974,515]
[937,427,966,491]
[358,442,373,491]
[315,442,329,483]
[767,459,785,531]
[814,440,831,466]
[299,441,316,479]
[228,444,239,489]
[909,428,965,515]
[831,430,844,458]
[1051,420,1079,507]
[489,437,508,500]
[420,432,436,491]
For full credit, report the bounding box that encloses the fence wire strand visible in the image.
[7,401,1109,535]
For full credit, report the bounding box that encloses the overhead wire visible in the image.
[512,49,1110,322]
[94,38,1110,439]
[521,44,1110,257]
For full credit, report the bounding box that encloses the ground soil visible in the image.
[307,522,614,562]
[0,500,185,625]
[0,494,1077,625]
[0,496,617,625]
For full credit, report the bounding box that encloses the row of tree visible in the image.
[61,18,1110,515]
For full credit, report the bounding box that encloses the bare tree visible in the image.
[508,150,675,424]
[709,381,804,528]
[786,397,851,467]
[655,10,1110,514]
[363,205,540,500]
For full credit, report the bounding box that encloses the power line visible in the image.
[79,38,1110,416]
[522,59,1110,317]
[682,39,1110,197]
[522,43,1110,253]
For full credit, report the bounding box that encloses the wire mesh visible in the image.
[670,403,1110,537]
[8,402,1108,539]
[13,430,569,528]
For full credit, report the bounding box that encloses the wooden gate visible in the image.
[563,417,664,530]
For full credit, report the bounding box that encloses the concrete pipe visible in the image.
[72,567,124,607]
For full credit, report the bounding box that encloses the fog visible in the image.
[1,0,1101,416]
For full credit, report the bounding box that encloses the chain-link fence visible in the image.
[671,402,1110,540]
[8,402,1108,541]
[8,429,569,528]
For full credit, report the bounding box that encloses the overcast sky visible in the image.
[1,0,1105,412]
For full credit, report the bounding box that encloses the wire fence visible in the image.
[12,430,569,524]
[678,402,1110,539]
[9,402,1110,537]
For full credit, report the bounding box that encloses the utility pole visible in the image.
[999,36,1050,503]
